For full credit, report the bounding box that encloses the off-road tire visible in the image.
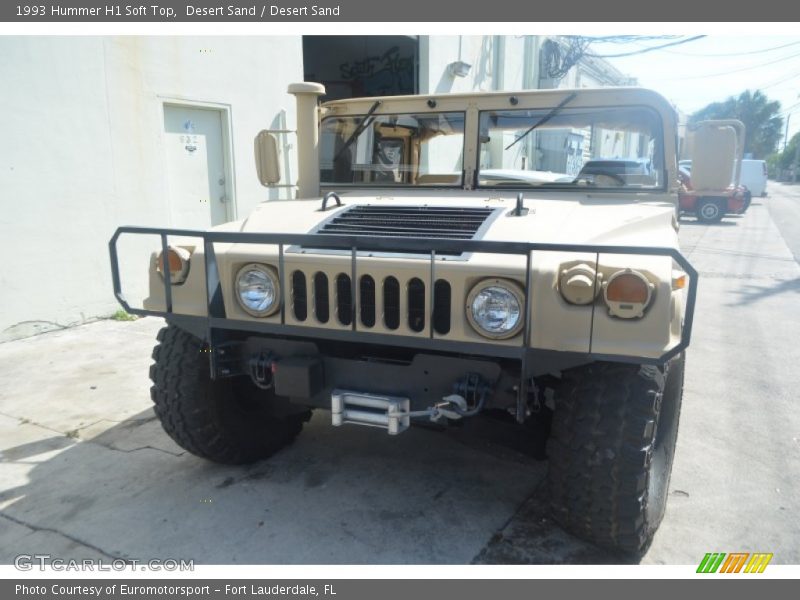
[546,354,685,555]
[149,325,311,464]
[696,198,724,223]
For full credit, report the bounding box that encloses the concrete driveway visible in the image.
[1,185,799,564]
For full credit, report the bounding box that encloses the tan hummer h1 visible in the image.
[110,83,698,555]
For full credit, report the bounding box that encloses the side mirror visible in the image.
[254,130,281,186]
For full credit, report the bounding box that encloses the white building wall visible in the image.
[0,36,304,341]
[418,35,538,174]
[419,36,499,95]
[419,35,537,95]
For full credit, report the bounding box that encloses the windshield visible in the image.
[320,112,465,186]
[477,106,664,190]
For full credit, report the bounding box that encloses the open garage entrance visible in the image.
[302,36,419,101]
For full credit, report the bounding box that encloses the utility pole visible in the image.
[795,135,800,183]
[784,113,791,151]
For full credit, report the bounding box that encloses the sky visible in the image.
[588,35,800,150]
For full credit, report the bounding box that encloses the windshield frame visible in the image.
[474,103,668,193]
[319,110,468,190]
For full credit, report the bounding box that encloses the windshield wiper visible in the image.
[333,100,382,162]
[504,92,577,151]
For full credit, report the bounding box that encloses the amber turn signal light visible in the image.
[156,246,191,284]
[603,269,654,319]
[605,272,650,303]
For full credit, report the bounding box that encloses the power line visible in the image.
[759,69,800,91]
[585,36,706,58]
[588,35,683,44]
[652,39,800,57]
[780,101,800,115]
[662,50,800,81]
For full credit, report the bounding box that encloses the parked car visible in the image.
[678,166,750,223]
[478,168,572,185]
[576,158,656,186]
[678,120,753,223]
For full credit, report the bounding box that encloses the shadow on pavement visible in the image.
[678,219,739,227]
[0,407,619,565]
[730,277,800,306]
[472,486,635,565]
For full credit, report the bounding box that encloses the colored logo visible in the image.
[697,552,773,573]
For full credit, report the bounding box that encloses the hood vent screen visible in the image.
[315,205,495,240]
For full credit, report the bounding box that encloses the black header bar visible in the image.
[2,0,798,22]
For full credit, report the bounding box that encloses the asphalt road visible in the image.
[1,183,798,565]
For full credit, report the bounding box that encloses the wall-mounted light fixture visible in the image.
[448,36,472,78]
[448,60,472,78]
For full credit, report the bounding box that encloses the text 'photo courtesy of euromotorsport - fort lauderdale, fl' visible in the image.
[15,584,329,597]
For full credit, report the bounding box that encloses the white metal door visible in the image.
[163,105,230,228]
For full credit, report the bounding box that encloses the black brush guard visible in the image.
[109,226,698,423]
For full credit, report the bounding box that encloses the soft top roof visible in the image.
[321,87,676,118]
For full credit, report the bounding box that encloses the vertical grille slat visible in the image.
[408,278,426,333]
[313,272,329,323]
[336,273,353,326]
[292,271,307,322]
[383,277,400,330]
[433,280,451,335]
[359,275,376,328]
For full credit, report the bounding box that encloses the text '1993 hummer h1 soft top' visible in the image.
[110,83,699,555]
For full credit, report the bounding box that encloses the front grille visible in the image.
[316,205,495,240]
[290,271,453,336]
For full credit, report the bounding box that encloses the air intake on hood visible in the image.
[315,205,495,240]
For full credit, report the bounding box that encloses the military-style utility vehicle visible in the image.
[678,119,750,223]
[110,83,698,555]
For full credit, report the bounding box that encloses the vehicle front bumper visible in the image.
[109,226,698,422]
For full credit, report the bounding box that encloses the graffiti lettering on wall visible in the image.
[339,46,414,97]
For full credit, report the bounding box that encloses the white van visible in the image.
[740,159,768,197]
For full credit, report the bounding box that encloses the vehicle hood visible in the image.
[237,190,679,248]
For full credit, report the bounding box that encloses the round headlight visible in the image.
[235,264,280,317]
[466,279,525,339]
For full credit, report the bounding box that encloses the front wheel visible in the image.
[546,354,685,555]
[149,325,311,464]
[696,198,724,223]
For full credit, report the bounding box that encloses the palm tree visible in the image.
[690,90,784,159]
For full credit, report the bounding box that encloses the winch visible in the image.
[331,373,491,435]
